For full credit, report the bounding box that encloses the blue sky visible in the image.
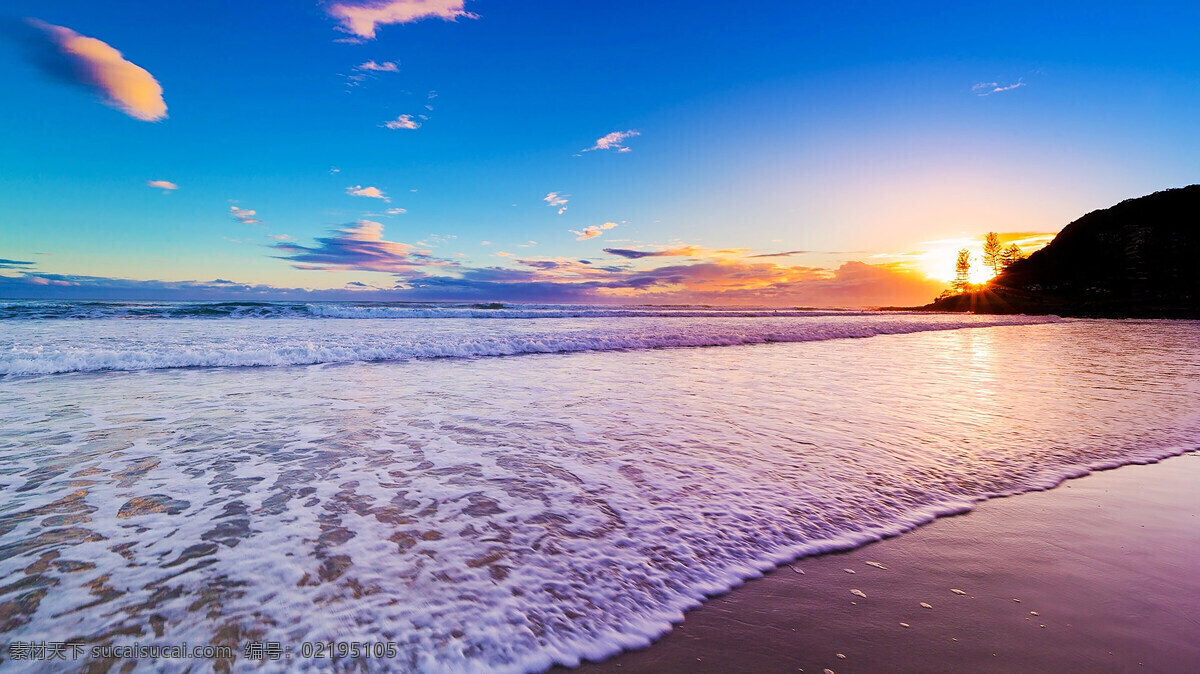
[1,1,1198,305]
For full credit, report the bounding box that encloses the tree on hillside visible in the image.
[982,232,1004,276]
[1000,243,1025,270]
[953,248,972,292]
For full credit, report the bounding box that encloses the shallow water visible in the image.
[0,310,1052,375]
[1,315,1197,672]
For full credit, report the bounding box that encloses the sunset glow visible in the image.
[4,4,1200,673]
[0,3,1195,306]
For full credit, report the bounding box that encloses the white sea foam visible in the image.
[0,313,1060,375]
[0,300,869,321]
[1,317,1197,673]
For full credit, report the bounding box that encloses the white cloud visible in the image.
[383,114,421,130]
[327,0,478,40]
[267,234,294,241]
[346,185,390,202]
[571,222,618,241]
[583,130,640,153]
[544,191,569,215]
[386,207,407,215]
[356,60,399,72]
[229,206,261,225]
[146,180,177,191]
[973,79,1025,96]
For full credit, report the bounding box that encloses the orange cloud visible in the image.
[32,21,166,121]
[544,191,569,215]
[328,0,478,40]
[571,222,618,241]
[346,185,390,201]
[596,260,947,307]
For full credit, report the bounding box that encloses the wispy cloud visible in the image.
[27,20,166,121]
[229,206,261,225]
[972,79,1025,96]
[346,185,390,201]
[383,114,421,130]
[266,234,294,241]
[603,245,749,259]
[571,222,619,241]
[27,276,79,287]
[273,220,454,273]
[345,59,400,87]
[146,179,177,191]
[544,191,569,215]
[386,207,407,215]
[0,258,36,270]
[327,0,478,40]
[583,129,640,153]
[603,246,702,259]
[747,250,863,258]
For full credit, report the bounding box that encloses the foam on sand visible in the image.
[1,318,1196,672]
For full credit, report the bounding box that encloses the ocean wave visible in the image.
[1,319,1195,672]
[0,300,873,321]
[0,315,1061,375]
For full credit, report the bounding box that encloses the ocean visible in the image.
[1,301,1197,672]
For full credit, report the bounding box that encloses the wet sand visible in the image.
[573,452,1200,673]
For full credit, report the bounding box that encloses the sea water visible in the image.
[1,302,1197,672]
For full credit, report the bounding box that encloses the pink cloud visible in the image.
[274,220,455,273]
[583,130,640,153]
[544,191,569,215]
[229,206,261,225]
[383,114,420,130]
[146,180,177,191]
[29,276,79,287]
[327,0,478,40]
[31,20,166,121]
[346,185,391,201]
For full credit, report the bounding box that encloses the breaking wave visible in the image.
[0,314,1061,375]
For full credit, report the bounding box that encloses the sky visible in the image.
[1,0,1198,306]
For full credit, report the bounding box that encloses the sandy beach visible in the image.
[576,452,1200,673]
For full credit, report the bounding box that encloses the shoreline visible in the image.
[568,451,1200,673]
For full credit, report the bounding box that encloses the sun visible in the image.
[917,241,997,285]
